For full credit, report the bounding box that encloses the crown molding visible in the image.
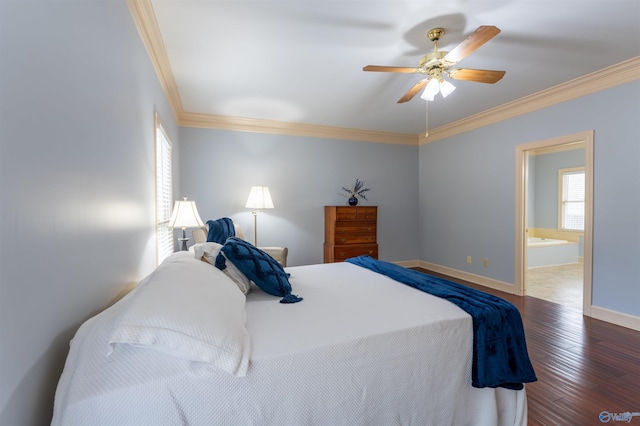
[179,112,418,145]
[128,1,416,145]
[419,56,640,144]
[126,0,184,119]
[128,3,638,146]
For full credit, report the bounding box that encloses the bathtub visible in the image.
[527,237,579,268]
[528,237,568,246]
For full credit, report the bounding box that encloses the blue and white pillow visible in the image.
[193,242,251,294]
[216,237,302,304]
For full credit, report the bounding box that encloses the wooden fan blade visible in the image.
[397,79,427,103]
[443,26,501,64]
[363,65,418,73]
[448,68,505,84]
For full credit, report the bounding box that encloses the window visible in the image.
[155,114,173,264]
[559,167,585,231]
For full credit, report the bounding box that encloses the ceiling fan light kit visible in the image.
[363,25,505,103]
[422,78,456,101]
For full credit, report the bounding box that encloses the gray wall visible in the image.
[419,81,640,317]
[179,128,420,266]
[0,1,179,424]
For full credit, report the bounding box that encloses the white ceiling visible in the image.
[151,0,640,135]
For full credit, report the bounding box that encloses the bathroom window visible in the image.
[155,113,174,264]
[559,167,585,231]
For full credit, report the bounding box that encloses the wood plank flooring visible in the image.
[413,267,640,426]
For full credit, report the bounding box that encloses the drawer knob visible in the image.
[340,227,346,232]
[340,237,346,243]
[368,250,373,254]
[368,237,372,241]
[340,252,345,256]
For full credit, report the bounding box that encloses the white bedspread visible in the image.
[52,261,527,425]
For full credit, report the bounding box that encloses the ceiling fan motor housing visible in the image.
[418,51,449,74]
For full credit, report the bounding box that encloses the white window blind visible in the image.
[155,116,173,264]
[560,169,585,231]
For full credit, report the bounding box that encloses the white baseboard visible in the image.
[393,260,422,268]
[393,259,640,330]
[590,306,640,331]
[412,260,520,295]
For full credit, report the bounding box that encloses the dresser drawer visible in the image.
[325,243,378,262]
[334,230,376,245]
[329,222,376,245]
[334,222,376,234]
[335,206,377,221]
[334,208,357,220]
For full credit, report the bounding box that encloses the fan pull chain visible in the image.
[425,100,429,137]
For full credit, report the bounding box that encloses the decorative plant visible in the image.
[342,178,370,205]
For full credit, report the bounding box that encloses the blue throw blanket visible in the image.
[346,256,537,390]
[206,218,235,244]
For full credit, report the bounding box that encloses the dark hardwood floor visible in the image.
[413,268,640,426]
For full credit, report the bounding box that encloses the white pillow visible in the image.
[194,242,252,294]
[108,253,250,376]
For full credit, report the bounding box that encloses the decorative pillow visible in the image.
[107,253,250,376]
[206,217,235,244]
[217,237,302,304]
[194,242,251,294]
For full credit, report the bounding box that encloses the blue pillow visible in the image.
[206,218,235,244]
[216,237,302,304]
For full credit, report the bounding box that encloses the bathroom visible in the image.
[526,143,585,309]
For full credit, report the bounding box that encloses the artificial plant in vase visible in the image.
[342,178,370,206]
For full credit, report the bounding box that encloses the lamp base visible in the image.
[252,211,258,246]
[178,238,189,251]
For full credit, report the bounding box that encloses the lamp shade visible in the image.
[245,186,274,210]
[169,198,205,228]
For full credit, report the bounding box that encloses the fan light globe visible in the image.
[420,78,456,101]
[440,80,456,98]
[420,78,440,101]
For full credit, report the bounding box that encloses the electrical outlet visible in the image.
[466,256,472,264]
[483,258,489,267]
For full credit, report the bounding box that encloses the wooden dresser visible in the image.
[324,206,378,263]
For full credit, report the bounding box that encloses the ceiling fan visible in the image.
[363,26,506,103]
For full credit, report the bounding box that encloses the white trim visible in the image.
[395,259,638,331]
[155,112,174,265]
[127,2,639,146]
[557,167,585,231]
[127,0,183,119]
[590,306,640,331]
[180,112,418,145]
[415,261,519,295]
[420,57,640,144]
[529,141,585,156]
[392,260,422,268]
[515,131,594,315]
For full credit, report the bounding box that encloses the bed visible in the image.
[52,243,534,425]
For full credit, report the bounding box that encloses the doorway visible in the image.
[515,131,594,316]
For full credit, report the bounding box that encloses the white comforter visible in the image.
[52,259,527,425]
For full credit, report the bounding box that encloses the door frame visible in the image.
[515,130,594,315]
